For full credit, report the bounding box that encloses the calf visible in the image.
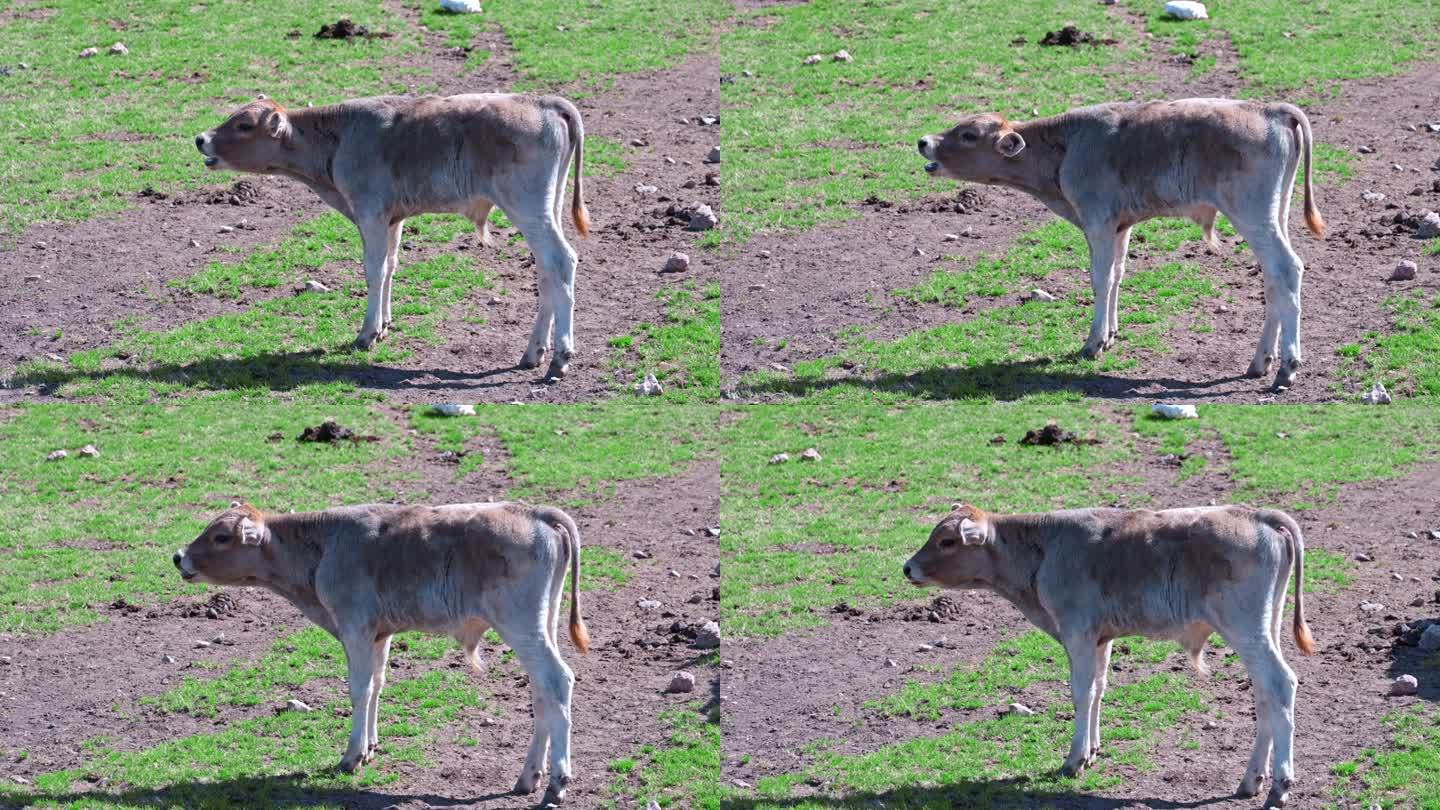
[196,93,590,380]
[904,503,1314,808]
[174,500,589,803]
[918,99,1324,390]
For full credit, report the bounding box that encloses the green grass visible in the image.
[1305,548,1353,593]
[605,704,722,810]
[1132,403,1440,510]
[737,631,1209,808]
[741,219,1221,402]
[0,395,410,634]
[1129,0,1440,98]
[1335,290,1440,398]
[608,282,721,402]
[410,401,716,506]
[721,1,1148,243]
[720,400,1134,638]
[1332,710,1440,809]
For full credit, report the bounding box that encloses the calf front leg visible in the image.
[338,634,377,773]
[353,218,392,350]
[1088,640,1113,761]
[1061,640,1099,777]
[380,220,403,330]
[1080,228,1117,360]
[366,635,393,756]
[1105,228,1132,344]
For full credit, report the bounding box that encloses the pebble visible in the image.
[1392,163,1405,171]
[769,452,790,465]
[78,47,98,58]
[24,274,42,282]
[1163,0,1208,20]
[687,204,718,231]
[79,444,99,458]
[917,643,934,652]
[634,184,658,195]
[802,54,823,65]
[942,233,961,242]
[194,640,212,649]
[1153,403,1199,420]
[634,373,664,397]
[438,0,483,11]
[218,225,236,234]
[694,620,721,649]
[46,449,67,461]
[637,599,661,610]
[1361,382,1392,405]
[1390,260,1418,281]
[665,671,696,693]
[833,50,853,63]
[1359,600,1386,614]
[632,549,651,559]
[663,251,690,273]
[705,147,720,164]
[1416,211,1440,239]
[1361,191,1386,202]
[799,447,822,462]
[663,156,676,165]
[1201,719,1220,730]
[284,699,313,712]
[759,249,772,259]
[687,593,703,604]
[1354,551,1373,562]
[1357,145,1376,154]
[630,138,648,147]
[1390,675,1419,696]
[1003,702,1036,716]
[188,239,202,248]
[161,654,177,664]
[431,403,476,416]
[885,658,898,668]
[911,247,926,257]
[1023,288,1057,303]
[109,42,128,55]
[303,279,331,293]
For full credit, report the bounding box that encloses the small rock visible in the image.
[705,146,720,164]
[188,239,202,248]
[665,671,696,693]
[46,449,67,461]
[686,204,718,231]
[703,526,720,538]
[284,699,313,712]
[663,251,690,273]
[1393,163,1405,172]
[1360,600,1386,614]
[917,643,934,652]
[78,47,99,58]
[634,184,658,195]
[1361,191,1386,202]
[303,279,331,293]
[637,599,661,610]
[24,274,42,282]
[194,640,212,649]
[1003,702,1036,716]
[1416,211,1440,239]
[109,42,128,55]
[1361,382,1392,405]
[758,249,772,259]
[833,49,853,63]
[694,620,721,649]
[1420,625,1440,651]
[634,373,664,397]
[431,403,476,416]
[1163,1,1208,20]
[218,225,236,234]
[161,654,177,664]
[1355,552,1373,562]
[438,0,483,11]
[769,452,790,465]
[802,54,823,65]
[885,658,898,668]
[1152,403,1199,420]
[1392,573,1404,581]
[1390,260,1418,281]
[1022,288,1057,303]
[687,593,703,604]
[632,549,652,559]
[942,233,961,242]
[10,776,29,786]
[1201,719,1220,730]
[911,247,926,257]
[799,447,822,462]
[79,444,99,458]
[1357,145,1376,155]
[630,138,648,147]
[1428,530,1440,541]
[1390,675,1419,696]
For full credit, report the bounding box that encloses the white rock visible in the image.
[885,658,898,668]
[109,42,128,55]
[663,252,691,273]
[1390,260,1418,281]
[799,447,822,462]
[1361,382,1392,405]
[634,184,658,194]
[218,225,236,234]
[911,247,926,257]
[1163,1,1208,19]
[637,599,661,610]
[1390,675,1419,696]
[194,640,212,649]
[802,54,823,65]
[1152,403,1199,420]
[687,204,718,231]
[1361,191,1386,202]
[1003,702,1036,716]
[917,643,934,652]
[768,452,790,464]
[633,549,651,559]
[431,403,476,416]
[438,0,482,12]
[1354,551,1373,562]
[188,239,202,248]
[694,620,721,649]
[665,671,696,693]
[78,47,99,58]
[942,233,961,242]
[634,373,664,397]
[1420,625,1440,651]
[46,449,68,461]
[705,146,721,163]
[161,654,177,664]
[79,444,99,458]
[1023,288,1057,303]
[1359,600,1386,614]
[833,49,853,63]
[303,279,331,293]
[1417,211,1440,239]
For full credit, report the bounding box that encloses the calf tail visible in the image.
[1277,103,1324,238]
[551,97,590,239]
[1259,509,1314,655]
[536,506,589,654]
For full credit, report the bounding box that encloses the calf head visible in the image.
[195,97,292,173]
[903,503,995,588]
[173,501,271,585]
[917,113,1025,182]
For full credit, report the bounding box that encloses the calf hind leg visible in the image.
[467,200,497,249]
[1243,227,1306,389]
[1233,637,1298,806]
[510,636,576,802]
[514,217,579,379]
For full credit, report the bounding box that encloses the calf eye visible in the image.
[214,533,230,544]
[236,123,254,133]
[960,131,978,143]
[939,536,956,549]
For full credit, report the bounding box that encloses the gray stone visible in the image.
[284,699,313,712]
[665,671,696,693]
[694,620,721,649]
[1390,674,1419,696]
[1390,260,1418,281]
[686,204,717,231]
[663,252,690,273]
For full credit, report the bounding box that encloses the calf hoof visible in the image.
[1236,773,1264,798]
[1262,787,1289,808]
[1059,760,1086,779]
[518,348,545,370]
[354,330,381,351]
[337,751,365,774]
[1244,357,1272,379]
[1271,359,1300,391]
[514,769,543,795]
[1079,341,1105,361]
[543,360,569,381]
[542,780,569,805]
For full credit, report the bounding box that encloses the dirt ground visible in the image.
[721,14,1440,403]
[0,11,719,405]
[721,412,1440,808]
[0,439,720,809]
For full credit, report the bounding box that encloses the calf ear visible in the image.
[238,515,269,546]
[995,131,1026,158]
[229,500,242,509]
[959,517,988,545]
[263,107,291,139]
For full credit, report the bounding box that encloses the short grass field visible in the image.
[0,397,721,809]
[719,0,1440,404]
[720,399,1440,808]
